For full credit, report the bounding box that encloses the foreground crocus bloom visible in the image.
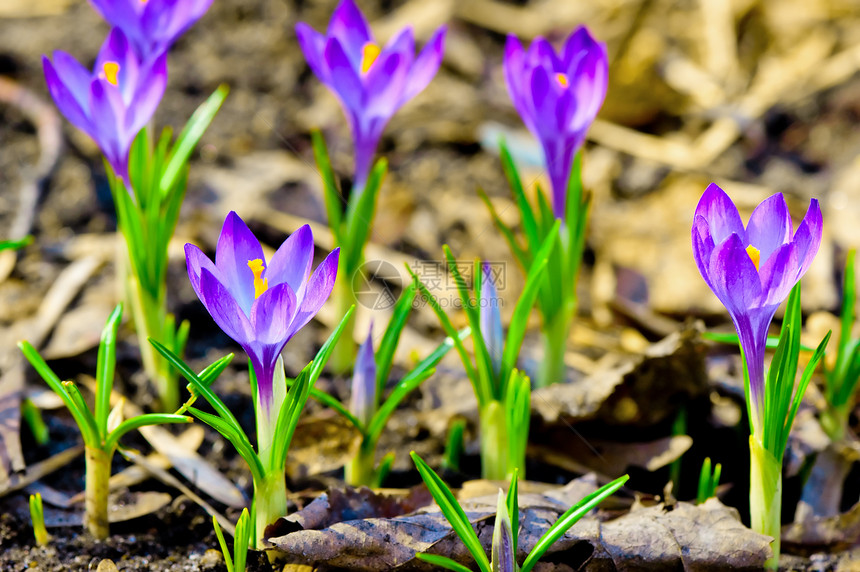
[504,27,607,219]
[42,28,167,183]
[185,212,339,413]
[692,183,822,430]
[88,0,213,60]
[296,0,446,190]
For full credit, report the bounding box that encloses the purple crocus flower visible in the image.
[504,27,607,219]
[42,28,167,183]
[88,0,213,60]
[296,0,446,191]
[350,324,377,427]
[692,184,822,431]
[480,263,504,378]
[185,212,339,413]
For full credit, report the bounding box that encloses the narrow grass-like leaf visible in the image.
[373,452,395,488]
[411,452,492,572]
[104,413,191,452]
[311,129,344,237]
[415,554,476,572]
[95,305,122,439]
[345,158,387,273]
[477,188,530,269]
[703,331,812,352]
[506,469,519,556]
[161,85,229,195]
[62,381,100,446]
[500,221,560,385]
[305,385,365,434]
[374,284,417,396]
[520,475,628,572]
[442,418,467,473]
[213,515,234,572]
[780,330,830,458]
[0,236,32,252]
[499,141,539,253]
[189,407,265,482]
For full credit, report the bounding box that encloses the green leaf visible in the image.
[213,515,234,572]
[504,371,531,479]
[233,508,252,571]
[374,284,417,398]
[780,330,830,458]
[366,330,463,445]
[345,158,387,273]
[304,385,366,434]
[189,406,265,482]
[411,452,492,572]
[161,84,229,195]
[442,417,467,473]
[0,236,32,252]
[104,413,191,452]
[506,469,519,556]
[520,475,629,572]
[703,331,814,352]
[95,304,123,440]
[415,554,476,572]
[499,141,539,254]
[477,188,530,269]
[311,129,344,239]
[373,451,395,488]
[500,220,560,385]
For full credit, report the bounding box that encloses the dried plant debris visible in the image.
[532,324,708,427]
[269,478,767,571]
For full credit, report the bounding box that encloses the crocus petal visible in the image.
[793,199,823,277]
[480,263,504,377]
[185,243,221,296]
[746,193,792,264]
[324,38,365,112]
[89,79,127,177]
[708,234,762,320]
[758,242,798,307]
[351,324,377,427]
[504,35,531,130]
[42,56,92,134]
[288,248,340,337]
[401,26,446,103]
[215,211,265,315]
[692,214,717,291]
[199,268,255,345]
[569,41,608,130]
[250,282,298,345]
[491,490,516,572]
[127,52,167,135]
[49,52,92,112]
[296,22,331,83]
[364,50,408,117]
[694,184,745,244]
[266,224,315,301]
[327,0,373,58]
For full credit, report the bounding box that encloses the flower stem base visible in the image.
[253,473,288,550]
[537,311,573,388]
[344,442,376,487]
[480,401,509,480]
[84,446,111,540]
[750,436,782,571]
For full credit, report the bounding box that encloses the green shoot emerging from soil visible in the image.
[214,508,252,572]
[410,229,557,480]
[29,493,50,546]
[152,307,353,548]
[19,304,192,539]
[411,452,629,572]
[697,457,722,504]
[306,285,460,487]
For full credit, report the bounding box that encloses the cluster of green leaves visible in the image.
[19,305,191,458]
[822,250,860,438]
[311,130,387,287]
[109,85,229,411]
[411,452,628,572]
[150,307,353,488]
[481,144,590,387]
[214,508,252,572]
[696,457,722,504]
[748,284,830,461]
[307,285,461,486]
[408,233,556,478]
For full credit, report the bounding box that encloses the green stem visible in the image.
[537,310,574,388]
[252,471,287,550]
[84,445,112,540]
[344,439,377,487]
[749,436,782,570]
[328,267,356,374]
[480,400,509,480]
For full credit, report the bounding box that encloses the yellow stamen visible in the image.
[103,62,120,86]
[555,72,569,88]
[746,245,761,270]
[361,43,381,74]
[247,259,268,298]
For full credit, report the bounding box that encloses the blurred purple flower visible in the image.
[504,27,607,219]
[692,183,822,429]
[88,0,213,60]
[42,28,167,184]
[185,212,339,413]
[350,324,377,427]
[480,262,504,378]
[296,0,446,190]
